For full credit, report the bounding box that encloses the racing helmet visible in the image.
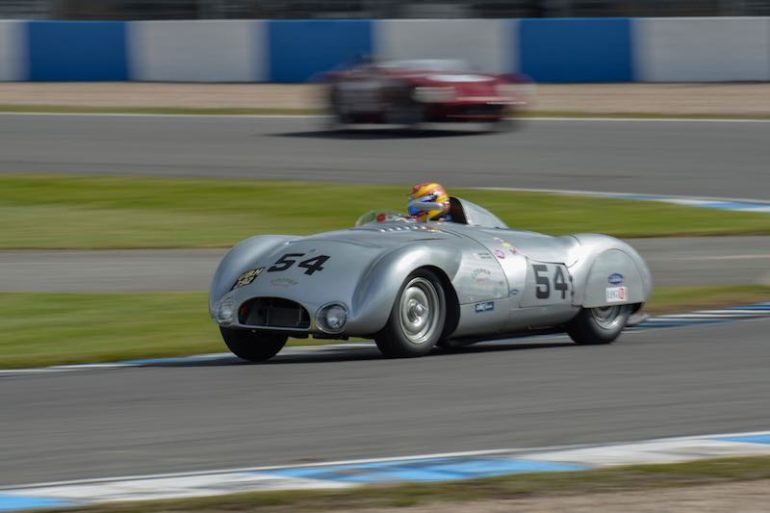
[408,182,450,221]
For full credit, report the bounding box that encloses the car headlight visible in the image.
[317,303,348,334]
[214,296,237,326]
[413,87,456,103]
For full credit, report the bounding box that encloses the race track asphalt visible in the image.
[1,114,769,199]
[2,113,768,488]
[1,318,769,486]
[2,237,770,292]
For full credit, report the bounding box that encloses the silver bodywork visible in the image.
[210,198,652,341]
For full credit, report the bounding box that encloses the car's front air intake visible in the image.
[238,298,311,330]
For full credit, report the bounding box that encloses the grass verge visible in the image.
[2,175,769,249]
[2,103,770,120]
[42,456,770,513]
[1,285,767,369]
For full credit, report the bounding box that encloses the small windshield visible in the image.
[379,59,469,73]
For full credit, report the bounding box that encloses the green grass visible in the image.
[1,175,768,249]
[41,456,770,513]
[647,285,770,314]
[2,103,770,120]
[1,285,767,369]
[0,292,216,368]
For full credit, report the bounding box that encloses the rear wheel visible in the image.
[220,327,288,362]
[489,117,516,133]
[375,269,446,358]
[385,86,424,127]
[566,305,632,345]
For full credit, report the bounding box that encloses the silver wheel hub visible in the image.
[591,306,624,330]
[399,277,439,345]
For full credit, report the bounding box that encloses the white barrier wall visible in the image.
[0,21,25,81]
[128,20,266,82]
[6,18,770,83]
[634,18,770,82]
[374,19,513,74]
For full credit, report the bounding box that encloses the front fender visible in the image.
[346,242,463,335]
[208,235,295,314]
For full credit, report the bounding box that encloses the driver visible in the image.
[408,182,452,222]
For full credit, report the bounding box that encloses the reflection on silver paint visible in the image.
[210,198,652,343]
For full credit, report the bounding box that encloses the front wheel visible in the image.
[488,117,517,133]
[220,327,288,362]
[566,305,632,345]
[375,269,446,358]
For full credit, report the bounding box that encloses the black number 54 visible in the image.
[533,264,550,298]
[533,264,569,300]
[268,253,330,275]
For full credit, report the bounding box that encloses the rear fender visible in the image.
[568,234,652,308]
[579,248,649,308]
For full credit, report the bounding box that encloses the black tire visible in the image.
[328,86,351,126]
[385,86,424,127]
[375,269,446,358]
[220,327,288,362]
[489,117,516,133]
[566,305,632,345]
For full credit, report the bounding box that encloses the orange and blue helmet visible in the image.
[408,182,450,221]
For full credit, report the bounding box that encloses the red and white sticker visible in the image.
[605,286,628,303]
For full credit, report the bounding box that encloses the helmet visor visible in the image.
[408,199,445,217]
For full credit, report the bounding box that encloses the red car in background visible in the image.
[325,59,532,130]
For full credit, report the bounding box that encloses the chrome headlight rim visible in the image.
[214,295,237,326]
[316,302,349,334]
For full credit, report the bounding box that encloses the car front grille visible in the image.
[238,298,311,330]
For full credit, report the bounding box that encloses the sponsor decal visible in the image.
[376,213,386,223]
[470,269,506,291]
[606,286,628,303]
[608,273,624,285]
[496,238,519,255]
[494,249,506,259]
[270,277,298,288]
[476,252,493,260]
[509,288,519,296]
[232,267,264,289]
[474,301,495,313]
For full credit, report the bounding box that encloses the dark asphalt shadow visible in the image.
[143,340,575,368]
[271,127,494,140]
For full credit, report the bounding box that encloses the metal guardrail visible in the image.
[2,0,770,19]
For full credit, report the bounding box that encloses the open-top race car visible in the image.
[209,197,652,361]
[325,59,531,129]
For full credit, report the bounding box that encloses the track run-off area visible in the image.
[1,113,769,493]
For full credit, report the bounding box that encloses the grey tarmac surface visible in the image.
[1,318,769,486]
[2,237,768,292]
[1,114,769,200]
[2,112,769,489]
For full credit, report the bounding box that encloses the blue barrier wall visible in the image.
[27,21,128,81]
[518,18,633,82]
[267,20,373,82]
[2,18,768,83]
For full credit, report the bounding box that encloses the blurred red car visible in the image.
[325,59,532,129]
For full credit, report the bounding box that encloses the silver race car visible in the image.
[210,197,652,360]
